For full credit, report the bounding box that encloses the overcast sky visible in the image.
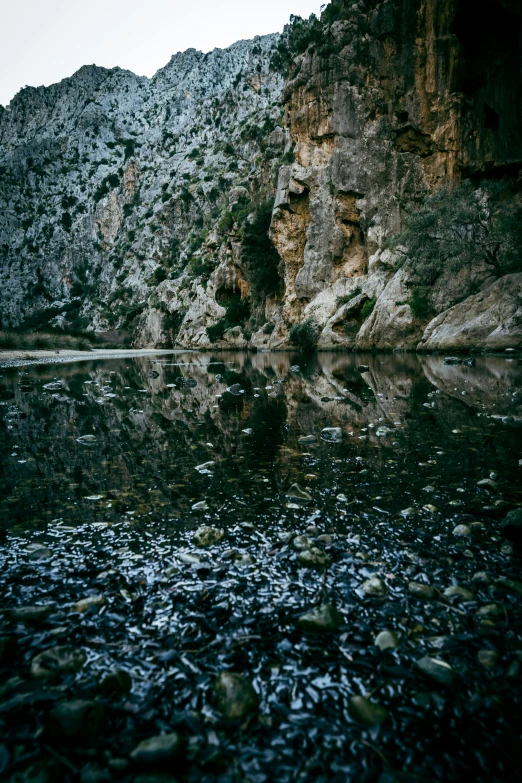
[1,0,327,107]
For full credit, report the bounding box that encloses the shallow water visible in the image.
[0,351,521,782]
[1,351,521,530]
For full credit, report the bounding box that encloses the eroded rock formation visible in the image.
[0,0,521,351]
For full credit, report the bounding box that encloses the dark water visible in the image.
[0,351,521,783]
[1,351,521,530]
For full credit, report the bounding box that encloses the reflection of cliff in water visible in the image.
[0,352,521,530]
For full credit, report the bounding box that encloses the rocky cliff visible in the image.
[1,0,521,351]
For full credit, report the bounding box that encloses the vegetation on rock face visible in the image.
[361,298,377,320]
[0,331,93,351]
[408,286,432,320]
[289,320,319,352]
[206,297,252,343]
[394,180,522,293]
[241,200,282,303]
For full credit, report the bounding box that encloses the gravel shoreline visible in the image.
[0,348,183,369]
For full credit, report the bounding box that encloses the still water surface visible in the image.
[0,351,521,782]
[1,351,521,531]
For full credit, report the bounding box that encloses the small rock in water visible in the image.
[374,630,400,651]
[193,526,224,547]
[476,603,503,618]
[285,484,312,504]
[443,357,462,365]
[292,535,313,551]
[130,733,182,765]
[26,544,52,561]
[453,524,471,537]
[213,672,259,720]
[495,576,522,596]
[357,365,370,373]
[77,435,97,446]
[348,695,388,727]
[298,435,317,444]
[320,427,342,443]
[500,508,522,552]
[10,605,53,624]
[31,646,87,678]
[99,670,132,695]
[148,370,160,379]
[297,604,343,634]
[443,586,474,600]
[477,649,498,668]
[408,582,435,600]
[416,656,454,687]
[192,501,209,511]
[361,576,387,597]
[477,478,498,492]
[72,595,106,614]
[195,461,215,473]
[48,700,107,738]
[297,548,331,568]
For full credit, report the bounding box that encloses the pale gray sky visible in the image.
[1,0,327,107]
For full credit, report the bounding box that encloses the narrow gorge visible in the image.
[1,0,521,352]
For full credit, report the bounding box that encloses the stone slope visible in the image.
[1,0,521,351]
[0,35,288,345]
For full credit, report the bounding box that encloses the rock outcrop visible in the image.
[418,273,522,351]
[1,0,521,351]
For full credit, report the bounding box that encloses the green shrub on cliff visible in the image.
[241,200,282,302]
[361,298,377,320]
[289,320,319,352]
[394,180,522,289]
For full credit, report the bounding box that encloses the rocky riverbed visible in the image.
[0,350,521,782]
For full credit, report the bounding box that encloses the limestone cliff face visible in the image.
[0,37,287,345]
[1,1,521,351]
[268,0,522,351]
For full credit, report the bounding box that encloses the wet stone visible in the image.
[10,605,53,624]
[500,508,522,550]
[285,484,312,504]
[416,657,454,687]
[476,603,503,618]
[348,695,389,727]
[443,586,474,600]
[72,595,106,614]
[48,700,107,738]
[361,576,387,597]
[26,545,52,561]
[297,604,343,634]
[130,733,182,765]
[193,526,224,547]
[213,672,259,721]
[357,365,370,373]
[444,357,462,365]
[77,435,97,446]
[408,582,435,600]
[99,670,132,695]
[495,577,522,596]
[477,478,498,492]
[477,649,498,668]
[375,630,400,651]
[297,548,331,568]
[31,646,87,678]
[453,524,471,537]
[292,535,313,552]
[298,435,317,444]
[320,427,343,443]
